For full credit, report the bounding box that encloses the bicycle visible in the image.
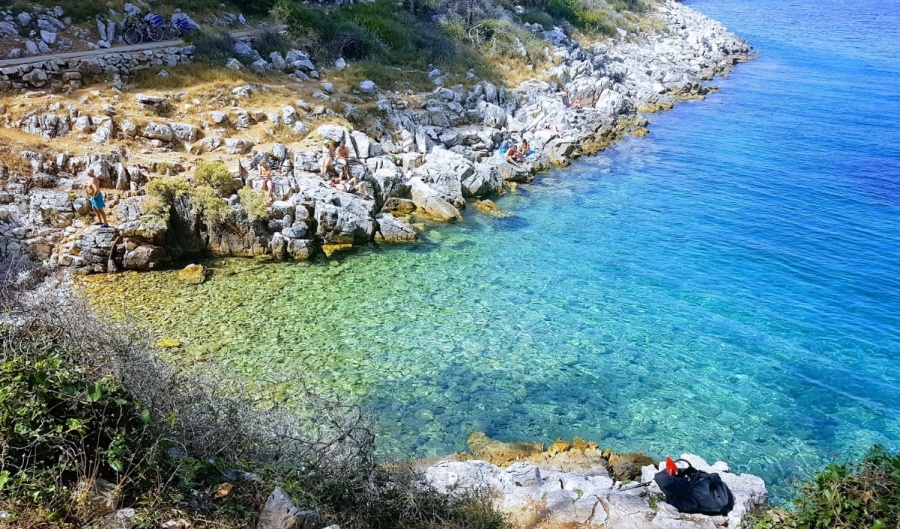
[159,15,199,41]
[123,13,165,45]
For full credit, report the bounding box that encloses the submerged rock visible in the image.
[177,263,206,284]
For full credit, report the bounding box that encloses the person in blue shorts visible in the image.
[85,163,108,228]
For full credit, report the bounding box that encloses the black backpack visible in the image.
[653,459,735,516]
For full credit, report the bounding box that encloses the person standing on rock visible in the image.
[85,163,108,228]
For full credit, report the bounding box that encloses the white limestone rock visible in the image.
[409,177,460,221]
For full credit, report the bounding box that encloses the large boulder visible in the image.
[413,148,471,207]
[122,243,169,270]
[142,122,175,142]
[135,93,169,113]
[463,163,504,198]
[293,178,376,246]
[168,122,200,142]
[409,177,460,221]
[117,197,167,243]
[375,213,417,242]
[177,263,206,284]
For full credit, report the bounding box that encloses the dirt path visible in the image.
[0,24,286,69]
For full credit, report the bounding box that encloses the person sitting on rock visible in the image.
[257,155,275,203]
[336,141,355,180]
[519,139,531,160]
[85,163,108,228]
[319,141,336,179]
[505,145,520,166]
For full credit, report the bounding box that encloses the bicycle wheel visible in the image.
[162,24,178,41]
[123,26,143,45]
[147,25,163,42]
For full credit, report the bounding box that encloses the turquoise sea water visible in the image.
[94,0,900,498]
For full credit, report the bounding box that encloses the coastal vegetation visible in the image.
[753,446,900,529]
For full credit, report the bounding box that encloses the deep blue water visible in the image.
[97,0,900,500]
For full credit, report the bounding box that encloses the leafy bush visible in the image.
[146,176,231,226]
[754,446,900,529]
[193,160,238,196]
[191,33,238,65]
[190,185,232,225]
[144,176,192,218]
[238,186,270,220]
[252,30,295,58]
[273,0,475,75]
[0,345,158,516]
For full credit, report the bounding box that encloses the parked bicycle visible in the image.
[164,16,198,39]
[123,13,165,45]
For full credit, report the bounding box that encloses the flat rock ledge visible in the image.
[425,453,768,529]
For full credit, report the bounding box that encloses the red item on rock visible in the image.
[666,456,679,476]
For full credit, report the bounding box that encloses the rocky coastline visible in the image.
[0,0,749,274]
[0,2,764,527]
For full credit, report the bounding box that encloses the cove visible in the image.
[82,0,900,500]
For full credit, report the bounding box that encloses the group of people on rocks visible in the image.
[503,138,531,167]
[318,140,372,198]
[249,139,373,204]
[80,132,534,231]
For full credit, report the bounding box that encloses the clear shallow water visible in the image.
[86,0,900,499]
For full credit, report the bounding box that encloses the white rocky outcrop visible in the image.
[426,454,767,529]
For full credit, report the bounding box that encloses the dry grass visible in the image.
[131,64,260,91]
[0,128,54,177]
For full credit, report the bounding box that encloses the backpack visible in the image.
[653,459,735,516]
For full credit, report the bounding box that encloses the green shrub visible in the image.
[190,185,232,226]
[193,160,238,196]
[191,33,238,65]
[273,0,476,75]
[0,349,157,513]
[145,176,193,217]
[252,30,295,58]
[579,10,618,37]
[146,177,231,226]
[754,446,900,529]
[238,186,270,220]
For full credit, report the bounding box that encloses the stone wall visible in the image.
[0,45,195,92]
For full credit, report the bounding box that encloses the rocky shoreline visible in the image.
[0,0,749,274]
[422,434,768,529]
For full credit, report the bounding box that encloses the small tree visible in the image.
[193,160,239,197]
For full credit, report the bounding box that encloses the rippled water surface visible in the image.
[86,0,900,498]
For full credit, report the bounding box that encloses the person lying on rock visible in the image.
[505,145,521,167]
[330,170,373,200]
[85,163,108,228]
[257,155,275,203]
[319,140,336,179]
